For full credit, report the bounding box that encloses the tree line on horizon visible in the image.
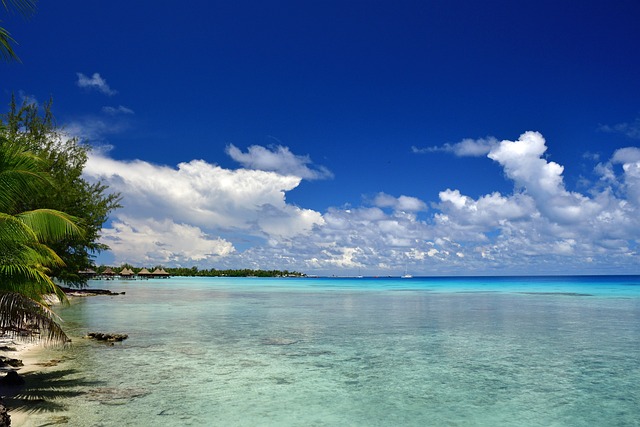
[94,264,306,278]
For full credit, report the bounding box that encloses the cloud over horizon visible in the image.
[83,147,325,266]
[84,134,640,275]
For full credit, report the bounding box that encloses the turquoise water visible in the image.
[16,276,640,426]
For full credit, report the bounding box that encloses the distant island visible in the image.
[86,265,306,278]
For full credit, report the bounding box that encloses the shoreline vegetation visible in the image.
[87,265,306,279]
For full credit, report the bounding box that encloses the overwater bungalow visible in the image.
[137,268,152,279]
[151,268,170,278]
[120,268,135,279]
[100,267,116,280]
[78,268,97,279]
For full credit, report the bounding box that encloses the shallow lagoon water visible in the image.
[16,276,640,426]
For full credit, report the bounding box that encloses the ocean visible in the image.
[14,276,640,426]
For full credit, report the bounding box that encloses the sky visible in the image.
[3,0,640,276]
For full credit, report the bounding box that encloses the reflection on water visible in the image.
[15,277,640,426]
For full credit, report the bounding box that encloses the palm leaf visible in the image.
[0,292,69,345]
[0,24,18,62]
[1,0,37,17]
[17,209,84,242]
[0,142,52,211]
[0,266,67,304]
[0,211,39,244]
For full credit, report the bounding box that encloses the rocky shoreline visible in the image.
[58,286,125,297]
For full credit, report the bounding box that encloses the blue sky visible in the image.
[3,1,640,275]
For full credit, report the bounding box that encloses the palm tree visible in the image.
[1,0,36,61]
[0,134,83,343]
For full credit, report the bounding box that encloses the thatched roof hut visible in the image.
[78,268,96,277]
[137,268,152,277]
[151,268,170,278]
[102,267,116,276]
[120,268,134,276]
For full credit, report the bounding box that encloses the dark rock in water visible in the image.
[60,287,125,297]
[86,332,129,342]
[0,398,10,427]
[0,370,25,386]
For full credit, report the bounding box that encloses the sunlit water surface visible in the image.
[17,276,640,426]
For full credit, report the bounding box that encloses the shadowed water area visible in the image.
[12,276,640,426]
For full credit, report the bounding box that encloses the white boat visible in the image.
[401,266,412,278]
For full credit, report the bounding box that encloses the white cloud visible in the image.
[226,144,333,180]
[102,105,134,115]
[413,137,498,157]
[373,193,428,212]
[83,150,325,266]
[611,147,640,164]
[487,131,601,224]
[17,90,39,107]
[88,133,640,275]
[101,216,235,266]
[76,72,117,96]
[438,189,531,227]
[599,116,640,139]
[64,116,129,143]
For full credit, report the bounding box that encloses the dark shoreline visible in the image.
[59,287,124,297]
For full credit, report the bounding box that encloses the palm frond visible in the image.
[0,24,19,62]
[1,0,37,17]
[0,143,52,211]
[0,264,67,304]
[0,211,39,243]
[0,292,69,345]
[17,209,84,242]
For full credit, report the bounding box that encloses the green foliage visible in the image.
[2,96,122,287]
[102,265,306,278]
[0,136,84,343]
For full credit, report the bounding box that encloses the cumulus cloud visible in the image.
[487,131,601,224]
[83,150,325,266]
[412,137,498,157]
[87,132,640,275]
[373,193,428,212]
[611,147,640,164]
[226,144,333,180]
[298,132,640,274]
[76,72,117,96]
[101,216,235,266]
